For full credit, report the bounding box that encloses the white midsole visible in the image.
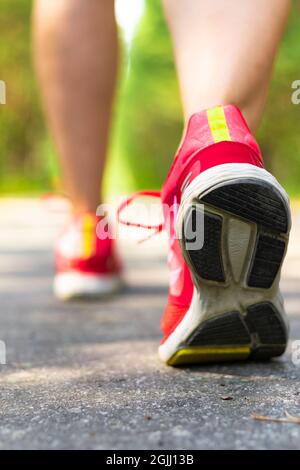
[54,271,123,300]
[159,163,291,363]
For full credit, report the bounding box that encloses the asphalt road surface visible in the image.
[0,199,299,450]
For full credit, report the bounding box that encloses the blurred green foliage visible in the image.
[111,0,182,193]
[0,0,51,193]
[0,0,300,196]
[257,2,300,196]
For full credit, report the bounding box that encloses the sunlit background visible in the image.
[116,0,144,44]
[0,0,300,196]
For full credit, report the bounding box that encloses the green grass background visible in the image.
[1,0,300,196]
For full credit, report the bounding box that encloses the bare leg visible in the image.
[33,0,118,213]
[162,0,290,131]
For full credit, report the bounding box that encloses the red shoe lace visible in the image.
[117,190,164,243]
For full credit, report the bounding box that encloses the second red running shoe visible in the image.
[54,213,123,300]
[158,105,291,366]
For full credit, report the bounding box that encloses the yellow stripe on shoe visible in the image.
[167,345,251,366]
[207,106,232,143]
[82,214,96,259]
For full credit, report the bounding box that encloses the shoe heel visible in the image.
[166,165,292,365]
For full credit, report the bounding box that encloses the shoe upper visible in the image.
[160,105,264,341]
[55,213,122,276]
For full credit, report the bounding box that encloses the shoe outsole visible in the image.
[166,175,290,366]
[186,211,225,282]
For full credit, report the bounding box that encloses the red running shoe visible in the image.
[156,105,291,365]
[54,213,122,300]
